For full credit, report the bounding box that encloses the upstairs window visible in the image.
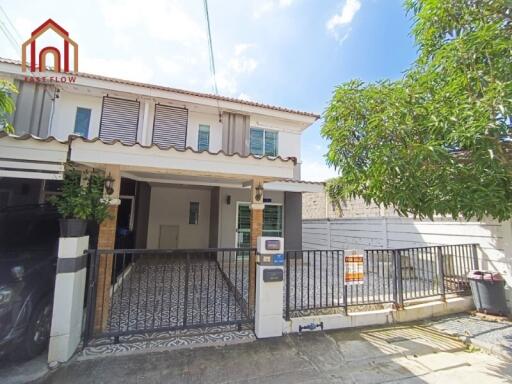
[197,124,210,151]
[250,128,278,157]
[73,107,91,137]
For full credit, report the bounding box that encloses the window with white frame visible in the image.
[250,128,278,157]
[73,107,91,137]
[197,124,210,151]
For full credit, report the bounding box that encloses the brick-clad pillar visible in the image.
[94,206,119,331]
[94,166,121,331]
[248,179,264,308]
[249,205,263,308]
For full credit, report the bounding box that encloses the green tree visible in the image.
[323,0,512,221]
[0,80,17,134]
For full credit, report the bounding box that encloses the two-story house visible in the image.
[0,57,322,254]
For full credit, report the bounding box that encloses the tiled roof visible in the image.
[0,57,320,119]
[0,132,297,164]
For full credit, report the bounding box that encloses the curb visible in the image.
[433,325,512,362]
[466,337,512,362]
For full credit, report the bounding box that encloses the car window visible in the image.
[0,210,59,251]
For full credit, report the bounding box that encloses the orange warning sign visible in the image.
[344,254,364,285]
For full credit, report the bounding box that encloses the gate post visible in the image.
[249,179,265,309]
[394,249,404,309]
[94,165,121,331]
[437,246,446,301]
[255,237,284,338]
[48,236,89,363]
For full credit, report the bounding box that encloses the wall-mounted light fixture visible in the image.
[255,184,264,202]
[226,195,231,205]
[104,173,115,195]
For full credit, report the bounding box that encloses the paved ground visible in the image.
[425,313,512,360]
[0,352,48,384]
[102,258,247,339]
[39,322,512,384]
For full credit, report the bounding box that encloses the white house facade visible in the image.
[0,57,323,253]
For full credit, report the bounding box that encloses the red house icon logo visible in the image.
[21,19,78,73]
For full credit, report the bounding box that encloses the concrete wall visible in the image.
[50,90,102,139]
[146,185,211,249]
[209,187,220,248]
[284,296,474,334]
[187,110,223,152]
[303,192,397,220]
[303,216,512,311]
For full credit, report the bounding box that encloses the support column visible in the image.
[249,179,264,308]
[94,165,121,331]
[48,236,89,363]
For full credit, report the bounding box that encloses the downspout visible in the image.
[48,87,59,137]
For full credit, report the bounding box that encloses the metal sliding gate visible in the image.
[84,248,255,346]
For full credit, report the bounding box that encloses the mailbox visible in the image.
[257,237,284,266]
[255,236,285,338]
[263,268,284,282]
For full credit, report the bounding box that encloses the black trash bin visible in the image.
[467,270,509,316]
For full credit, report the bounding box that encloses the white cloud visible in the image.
[229,56,258,74]
[234,43,254,56]
[253,0,295,18]
[99,0,205,44]
[301,160,339,182]
[326,0,361,43]
[213,43,259,95]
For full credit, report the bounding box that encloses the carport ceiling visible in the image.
[122,171,248,188]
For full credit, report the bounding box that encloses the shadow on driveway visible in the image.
[38,322,512,384]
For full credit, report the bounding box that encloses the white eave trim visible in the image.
[264,181,324,193]
[70,140,295,180]
[0,135,68,180]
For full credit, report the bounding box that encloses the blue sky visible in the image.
[0,0,417,181]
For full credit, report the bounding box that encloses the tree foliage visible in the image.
[322,0,512,221]
[0,80,17,134]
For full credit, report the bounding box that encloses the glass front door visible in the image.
[236,203,251,248]
[236,203,283,248]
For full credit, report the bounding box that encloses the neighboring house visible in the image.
[0,57,323,253]
[303,191,398,219]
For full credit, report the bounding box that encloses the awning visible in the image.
[69,137,296,181]
[0,133,68,180]
[264,180,324,193]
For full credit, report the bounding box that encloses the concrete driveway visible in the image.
[40,323,512,384]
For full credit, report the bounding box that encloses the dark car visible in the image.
[0,204,60,360]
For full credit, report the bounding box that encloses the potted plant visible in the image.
[49,168,111,237]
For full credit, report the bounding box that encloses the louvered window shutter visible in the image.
[152,104,188,149]
[99,97,140,144]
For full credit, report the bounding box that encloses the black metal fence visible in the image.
[285,244,477,319]
[84,248,255,346]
